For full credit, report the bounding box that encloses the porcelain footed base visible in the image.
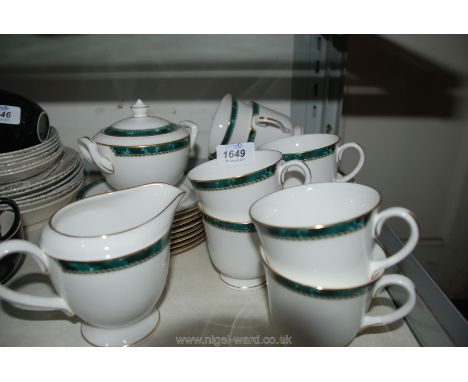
[219,273,266,290]
[80,308,160,347]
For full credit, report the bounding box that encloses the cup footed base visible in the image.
[219,273,266,290]
[80,307,160,347]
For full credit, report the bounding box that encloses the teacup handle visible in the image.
[360,274,416,329]
[369,207,419,279]
[252,115,293,135]
[278,160,312,186]
[0,198,21,240]
[179,120,199,151]
[0,239,73,315]
[335,142,365,182]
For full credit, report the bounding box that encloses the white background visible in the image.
[1,1,467,381]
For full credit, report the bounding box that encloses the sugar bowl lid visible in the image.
[93,99,186,146]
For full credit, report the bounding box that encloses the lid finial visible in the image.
[131,99,148,118]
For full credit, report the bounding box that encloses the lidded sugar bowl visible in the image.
[78,100,198,190]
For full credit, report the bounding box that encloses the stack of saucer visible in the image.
[0,127,84,240]
[76,176,206,255]
[170,191,205,255]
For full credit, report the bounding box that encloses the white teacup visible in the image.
[260,245,416,346]
[250,182,419,287]
[260,134,365,187]
[0,183,184,346]
[188,150,311,221]
[208,94,253,158]
[201,209,264,289]
[208,95,302,159]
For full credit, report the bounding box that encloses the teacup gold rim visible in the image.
[259,244,385,292]
[260,134,341,155]
[188,150,283,184]
[48,182,185,239]
[249,184,383,231]
[198,203,253,226]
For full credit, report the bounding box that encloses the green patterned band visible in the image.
[246,102,259,143]
[58,232,170,274]
[247,127,256,142]
[282,143,336,162]
[252,101,260,116]
[270,269,372,299]
[76,179,106,200]
[220,97,238,145]
[191,162,277,191]
[110,136,190,157]
[103,124,179,137]
[203,213,256,233]
[258,214,370,240]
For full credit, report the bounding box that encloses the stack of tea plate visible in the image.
[76,176,206,255]
[0,127,84,241]
[170,192,206,255]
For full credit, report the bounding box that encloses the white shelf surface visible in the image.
[0,241,419,347]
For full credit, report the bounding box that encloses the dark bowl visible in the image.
[0,89,50,153]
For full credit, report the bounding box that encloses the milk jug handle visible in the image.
[0,239,73,315]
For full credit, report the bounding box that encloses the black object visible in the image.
[0,198,25,284]
[0,89,50,153]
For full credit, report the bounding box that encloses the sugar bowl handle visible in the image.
[0,239,73,315]
[179,121,199,150]
[78,137,114,174]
